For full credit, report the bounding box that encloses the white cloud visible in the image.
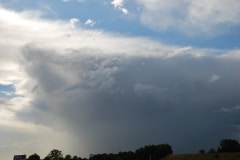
[111,0,129,15]
[85,19,96,27]
[121,8,128,15]
[111,0,125,8]
[135,0,240,35]
[69,18,80,28]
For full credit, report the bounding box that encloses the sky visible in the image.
[0,0,240,159]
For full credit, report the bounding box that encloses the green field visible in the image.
[161,153,240,160]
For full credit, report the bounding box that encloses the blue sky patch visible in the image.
[0,84,16,99]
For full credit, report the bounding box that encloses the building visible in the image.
[13,155,26,160]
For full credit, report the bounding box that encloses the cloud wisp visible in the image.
[111,0,129,15]
[0,5,240,159]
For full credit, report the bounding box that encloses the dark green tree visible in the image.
[117,151,135,160]
[218,139,240,152]
[72,155,79,160]
[45,149,64,160]
[64,154,72,160]
[135,144,173,160]
[89,143,172,160]
[28,153,40,160]
[43,156,50,160]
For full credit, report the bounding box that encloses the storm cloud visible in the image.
[18,45,240,155]
[0,5,240,159]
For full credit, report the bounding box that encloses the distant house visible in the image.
[13,155,26,160]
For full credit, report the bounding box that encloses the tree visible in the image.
[207,148,216,153]
[43,156,50,160]
[28,153,40,160]
[198,149,205,154]
[64,155,72,160]
[218,139,240,152]
[117,151,135,160]
[45,149,64,160]
[72,156,79,160]
[135,144,173,160]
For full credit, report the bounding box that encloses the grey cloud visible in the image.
[0,99,8,106]
[18,45,240,155]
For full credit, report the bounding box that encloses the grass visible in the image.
[161,152,240,160]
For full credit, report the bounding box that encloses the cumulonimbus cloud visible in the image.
[0,5,240,159]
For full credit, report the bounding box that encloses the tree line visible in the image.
[26,139,240,160]
[89,144,172,160]
[199,139,240,154]
[26,144,172,160]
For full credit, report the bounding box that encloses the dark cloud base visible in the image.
[18,46,240,155]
